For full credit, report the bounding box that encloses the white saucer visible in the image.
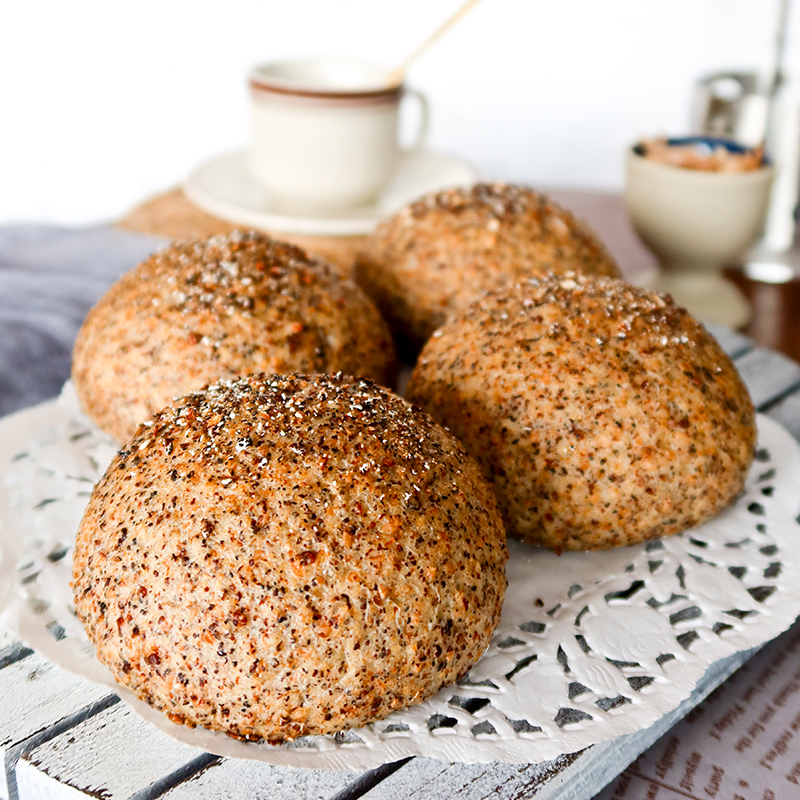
[183,149,480,237]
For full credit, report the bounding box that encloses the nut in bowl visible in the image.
[625,136,773,329]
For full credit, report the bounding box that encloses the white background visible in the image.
[0,0,797,226]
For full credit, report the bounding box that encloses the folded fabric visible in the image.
[0,225,164,417]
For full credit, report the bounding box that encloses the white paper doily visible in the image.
[2,383,800,770]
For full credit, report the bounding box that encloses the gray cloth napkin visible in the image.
[0,225,166,417]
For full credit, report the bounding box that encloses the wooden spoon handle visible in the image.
[386,0,485,87]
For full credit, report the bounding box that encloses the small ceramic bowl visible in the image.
[625,137,774,328]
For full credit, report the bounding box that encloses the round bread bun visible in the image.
[354,183,619,355]
[407,274,756,552]
[72,230,397,443]
[72,373,508,742]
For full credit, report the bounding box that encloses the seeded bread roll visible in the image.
[72,373,508,742]
[407,274,756,551]
[72,230,397,442]
[354,183,619,355]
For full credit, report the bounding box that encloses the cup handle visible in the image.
[403,88,429,152]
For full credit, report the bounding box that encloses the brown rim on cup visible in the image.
[249,60,403,106]
[247,57,429,211]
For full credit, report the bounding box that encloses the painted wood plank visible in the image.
[733,347,800,409]
[355,754,584,800]
[15,702,212,800]
[158,757,363,800]
[765,390,800,442]
[0,630,21,654]
[704,323,754,359]
[0,640,33,670]
[356,755,586,800]
[0,646,115,800]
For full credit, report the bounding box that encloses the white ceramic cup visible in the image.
[625,139,774,328]
[248,58,429,213]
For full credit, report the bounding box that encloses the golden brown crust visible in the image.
[72,230,397,442]
[354,183,619,354]
[72,373,508,741]
[407,274,756,551]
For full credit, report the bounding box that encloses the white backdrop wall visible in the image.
[1,0,797,226]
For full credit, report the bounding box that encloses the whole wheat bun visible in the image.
[72,373,508,742]
[354,183,619,355]
[407,274,756,551]
[72,230,397,442]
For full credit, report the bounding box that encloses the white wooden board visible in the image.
[733,348,800,409]
[0,650,114,800]
[158,758,363,800]
[3,324,800,800]
[15,703,211,800]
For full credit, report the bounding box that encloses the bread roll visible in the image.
[72,373,508,741]
[355,183,619,355]
[73,230,396,442]
[407,274,756,551]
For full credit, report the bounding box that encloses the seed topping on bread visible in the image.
[73,373,507,741]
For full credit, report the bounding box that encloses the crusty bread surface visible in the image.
[355,183,619,354]
[407,273,756,551]
[72,230,397,442]
[72,373,508,741]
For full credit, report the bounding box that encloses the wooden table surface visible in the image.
[2,192,799,800]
